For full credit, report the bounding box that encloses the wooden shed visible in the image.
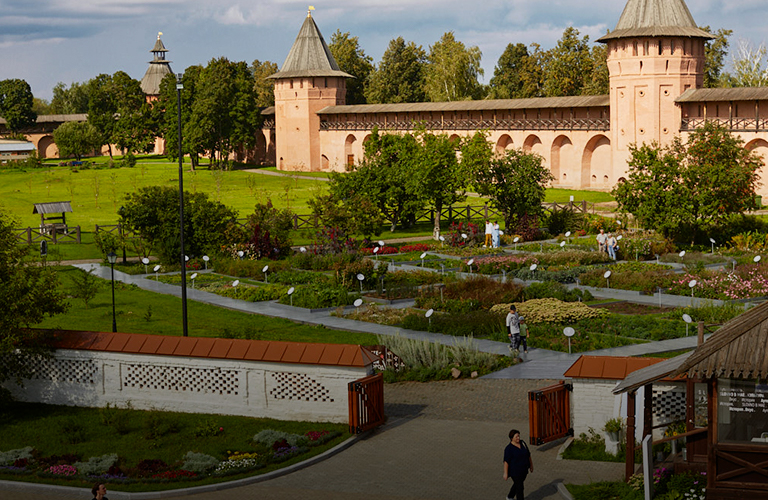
[33,201,72,234]
[669,300,768,499]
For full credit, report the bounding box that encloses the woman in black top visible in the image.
[503,429,533,500]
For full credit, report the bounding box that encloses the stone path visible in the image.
[0,380,624,500]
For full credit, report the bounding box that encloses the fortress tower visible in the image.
[268,9,351,171]
[140,32,173,101]
[598,0,712,177]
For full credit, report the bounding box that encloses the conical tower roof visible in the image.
[140,32,173,95]
[598,0,713,42]
[268,12,352,79]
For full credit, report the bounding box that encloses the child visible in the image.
[518,316,529,354]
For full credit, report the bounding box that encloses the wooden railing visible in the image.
[681,117,768,132]
[528,381,573,446]
[348,373,385,434]
[14,225,81,245]
[321,117,610,132]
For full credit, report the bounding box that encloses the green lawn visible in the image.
[38,267,378,345]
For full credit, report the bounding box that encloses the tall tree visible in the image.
[488,43,532,99]
[188,58,260,168]
[49,81,90,114]
[727,40,768,88]
[0,208,68,385]
[329,30,374,105]
[582,44,609,95]
[157,66,205,168]
[424,32,485,102]
[366,37,427,104]
[613,122,762,242]
[53,121,100,160]
[702,27,732,88]
[474,146,554,230]
[0,79,37,134]
[251,59,279,107]
[541,27,593,97]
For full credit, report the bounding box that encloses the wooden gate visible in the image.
[528,381,573,445]
[348,373,385,434]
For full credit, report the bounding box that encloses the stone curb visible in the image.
[556,481,574,500]
[0,433,366,500]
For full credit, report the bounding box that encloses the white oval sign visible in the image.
[467,259,475,266]
[710,238,716,244]
[374,247,380,254]
[514,237,520,243]
[616,235,623,241]
[682,314,693,324]
[190,273,198,280]
[141,257,150,265]
[203,255,210,262]
[287,287,295,295]
[565,231,571,238]
[262,265,269,273]
[530,264,538,271]
[300,247,307,253]
[689,280,697,288]
[499,230,504,235]
[604,270,612,279]
[679,251,686,258]
[357,273,365,281]
[560,241,566,247]
[354,298,363,307]
[420,252,428,259]
[439,236,446,242]
[232,280,240,287]
[461,233,468,239]
[237,250,244,257]
[563,327,576,338]
[378,240,385,247]
[153,265,161,272]
[754,255,762,263]
[425,308,434,318]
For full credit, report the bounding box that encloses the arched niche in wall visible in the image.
[495,134,514,155]
[321,155,330,170]
[522,134,543,155]
[581,134,611,189]
[345,134,357,169]
[37,135,58,159]
[746,138,768,195]
[550,135,574,185]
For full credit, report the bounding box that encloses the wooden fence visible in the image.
[528,381,573,446]
[14,225,81,245]
[348,373,385,434]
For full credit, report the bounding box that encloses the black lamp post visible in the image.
[176,73,189,337]
[107,251,117,333]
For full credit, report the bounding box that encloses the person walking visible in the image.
[92,483,108,500]
[492,221,501,248]
[506,305,520,354]
[606,233,617,260]
[596,228,607,253]
[518,316,529,354]
[485,220,493,247]
[503,429,533,500]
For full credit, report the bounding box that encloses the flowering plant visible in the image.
[46,464,77,476]
[151,470,197,479]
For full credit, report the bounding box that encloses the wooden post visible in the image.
[707,379,717,490]
[697,321,704,346]
[643,384,653,441]
[626,391,636,481]
[76,226,81,244]
[27,227,32,244]
[484,203,488,219]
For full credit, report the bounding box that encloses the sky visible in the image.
[1,0,766,102]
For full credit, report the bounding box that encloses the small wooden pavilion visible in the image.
[33,201,72,233]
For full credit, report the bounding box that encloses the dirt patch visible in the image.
[595,301,675,315]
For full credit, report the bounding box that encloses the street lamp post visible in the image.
[107,252,117,333]
[176,73,189,337]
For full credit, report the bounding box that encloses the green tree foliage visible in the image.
[488,43,537,99]
[32,98,51,116]
[613,122,762,242]
[119,186,238,264]
[329,30,374,105]
[50,81,91,114]
[727,40,768,88]
[541,27,594,97]
[474,144,554,229]
[366,37,427,104]
[308,193,383,240]
[188,58,260,168]
[425,32,485,102]
[0,79,37,133]
[157,66,205,168]
[52,121,100,160]
[251,59,278,107]
[583,44,610,96]
[0,208,68,383]
[414,131,469,238]
[246,201,295,258]
[69,268,102,309]
[702,26,732,88]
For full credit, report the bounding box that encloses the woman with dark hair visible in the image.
[91,483,108,500]
[503,429,533,500]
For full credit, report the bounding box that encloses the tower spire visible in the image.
[140,32,173,96]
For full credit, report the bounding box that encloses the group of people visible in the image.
[484,220,501,248]
[595,228,619,260]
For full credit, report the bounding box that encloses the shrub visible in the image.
[578,266,677,294]
[400,309,508,339]
[135,459,169,477]
[59,417,86,444]
[523,282,593,302]
[335,259,387,290]
[278,283,354,308]
[398,244,431,253]
[445,221,482,247]
[181,452,219,473]
[253,430,309,448]
[290,251,360,271]
[375,333,449,370]
[213,258,292,280]
[0,447,34,466]
[270,269,330,286]
[415,276,523,311]
[73,454,118,476]
[490,298,608,324]
[217,283,288,302]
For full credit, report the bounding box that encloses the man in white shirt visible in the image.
[485,220,493,247]
[506,305,520,353]
[596,229,607,253]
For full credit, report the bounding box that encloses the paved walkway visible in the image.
[0,380,624,500]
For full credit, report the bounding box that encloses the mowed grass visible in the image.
[38,267,378,345]
[0,157,328,228]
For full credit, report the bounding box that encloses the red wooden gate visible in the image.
[348,373,385,434]
[528,381,573,445]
